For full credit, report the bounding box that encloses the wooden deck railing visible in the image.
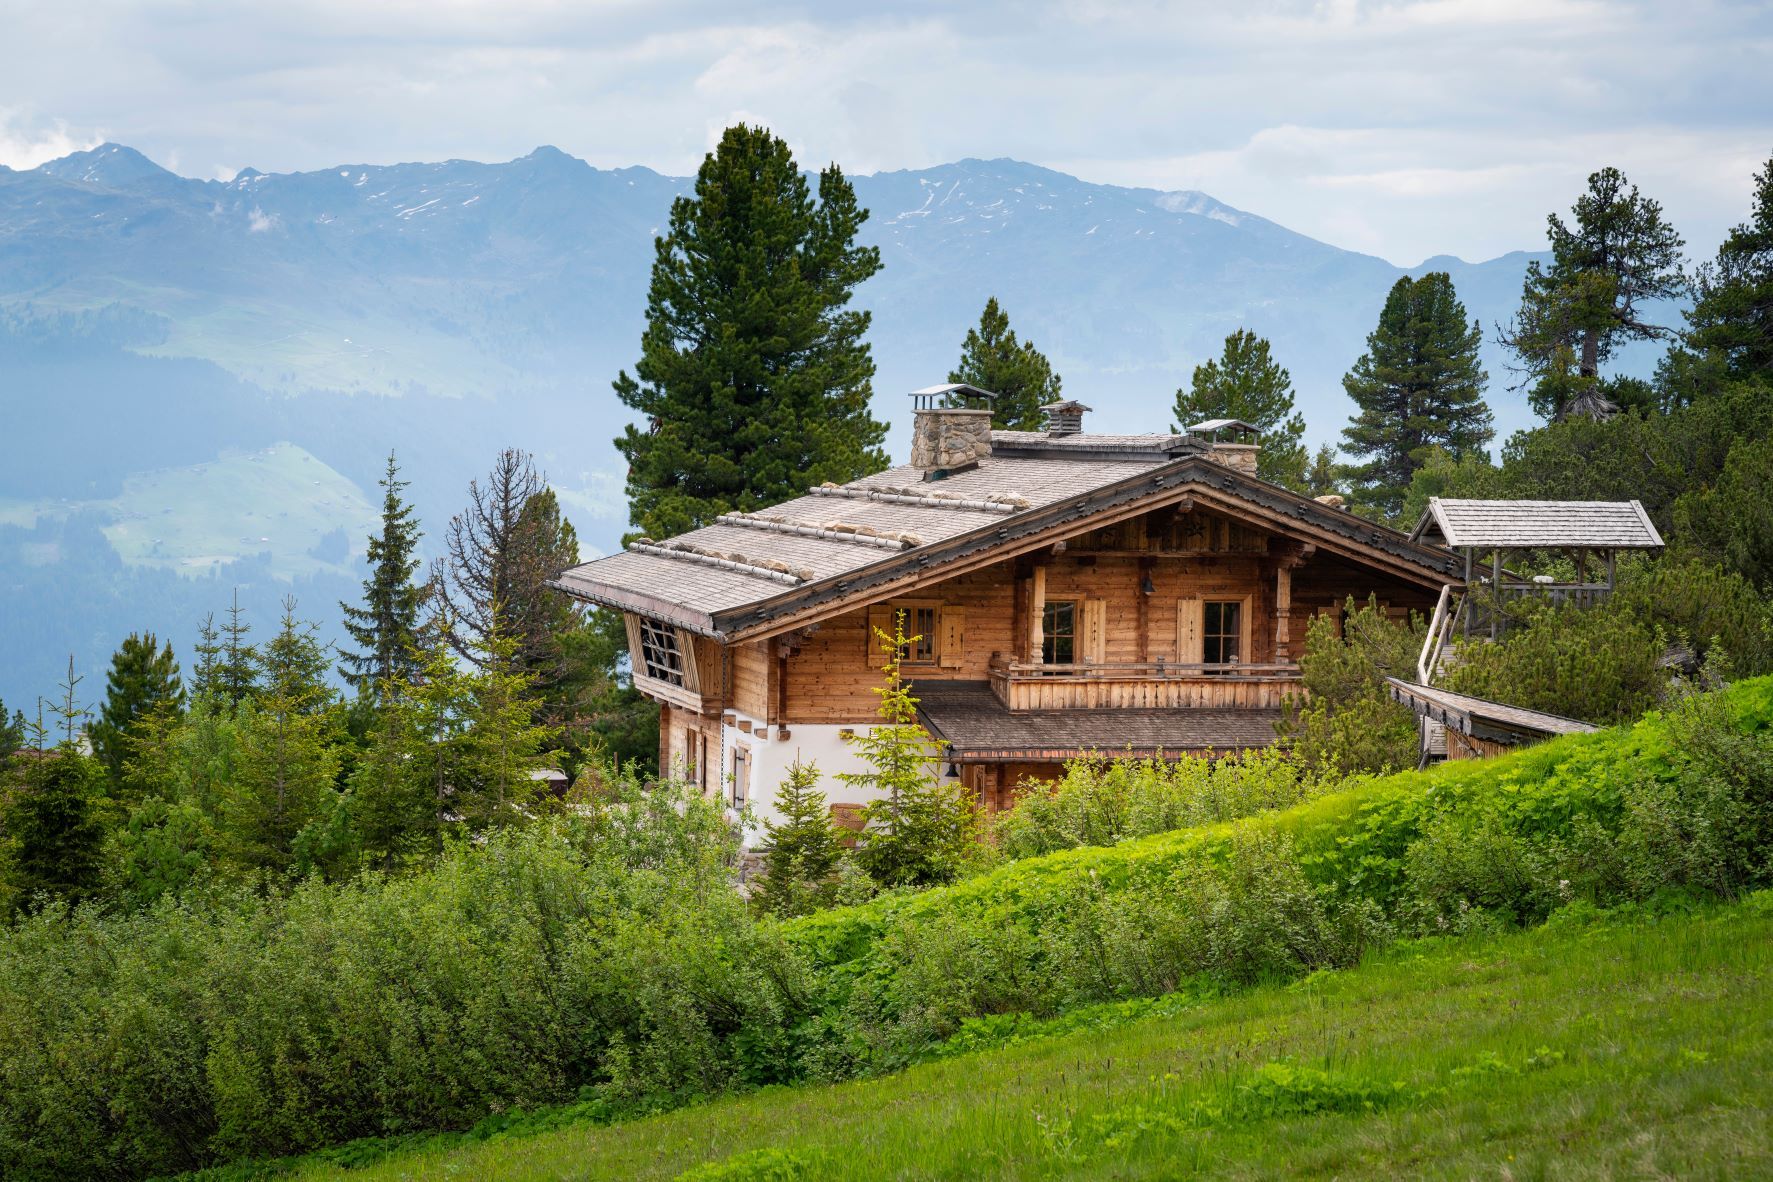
[987,656,1302,712]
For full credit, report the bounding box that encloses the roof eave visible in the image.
[708,457,1459,642]
[546,576,721,638]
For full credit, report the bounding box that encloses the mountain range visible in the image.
[0,142,1639,707]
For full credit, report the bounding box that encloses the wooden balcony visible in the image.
[987,655,1302,713]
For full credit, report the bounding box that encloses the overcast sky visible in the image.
[2,0,1769,265]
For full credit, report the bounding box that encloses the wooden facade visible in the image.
[555,411,1460,823]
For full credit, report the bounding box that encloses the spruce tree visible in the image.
[89,633,184,784]
[1174,329,1309,487]
[2,748,105,911]
[217,590,261,706]
[340,451,430,698]
[614,124,888,541]
[220,603,340,877]
[0,699,25,760]
[753,759,841,917]
[1340,272,1494,522]
[1303,444,1340,498]
[840,613,981,888]
[947,297,1063,429]
[1503,166,1686,420]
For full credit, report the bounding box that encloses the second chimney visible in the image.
[1041,399,1092,436]
[1187,419,1261,476]
[910,384,995,480]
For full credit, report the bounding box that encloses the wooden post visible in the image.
[1029,563,1047,664]
[1491,548,1503,641]
[1462,547,1473,641]
[1136,557,1152,661]
[1605,549,1616,594]
[1274,561,1294,662]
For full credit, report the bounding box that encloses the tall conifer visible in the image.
[1340,273,1493,521]
[947,297,1062,429]
[614,124,887,541]
[340,452,429,698]
[89,633,183,784]
[1503,167,1686,419]
[1174,329,1309,487]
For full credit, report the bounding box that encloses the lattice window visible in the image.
[1203,600,1243,664]
[637,617,686,687]
[1043,600,1077,664]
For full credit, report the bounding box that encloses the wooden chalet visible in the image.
[553,387,1460,830]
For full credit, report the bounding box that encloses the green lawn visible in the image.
[287,894,1773,1181]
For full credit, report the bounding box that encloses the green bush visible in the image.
[1446,598,1666,724]
[990,747,1335,860]
[2,678,1770,1180]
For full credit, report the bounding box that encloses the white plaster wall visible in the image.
[717,711,948,845]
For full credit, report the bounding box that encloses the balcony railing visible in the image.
[987,656,1302,713]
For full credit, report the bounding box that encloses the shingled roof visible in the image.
[913,680,1284,761]
[1410,497,1664,550]
[553,429,1461,640]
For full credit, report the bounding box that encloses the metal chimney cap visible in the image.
[911,383,997,410]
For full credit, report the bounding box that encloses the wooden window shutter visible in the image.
[674,627,702,694]
[1081,599,1107,664]
[1176,597,1203,664]
[866,605,894,662]
[939,607,966,668]
[623,613,644,663]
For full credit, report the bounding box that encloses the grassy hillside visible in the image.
[9,679,1766,1180]
[284,893,1773,1180]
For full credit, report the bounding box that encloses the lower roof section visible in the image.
[1385,678,1599,744]
[911,679,1283,762]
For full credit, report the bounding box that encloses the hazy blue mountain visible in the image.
[0,142,1639,707]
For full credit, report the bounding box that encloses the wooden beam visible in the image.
[1274,561,1294,661]
[1029,564,1047,665]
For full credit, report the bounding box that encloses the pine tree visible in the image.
[840,613,981,888]
[89,633,184,785]
[614,124,888,542]
[2,748,105,911]
[1686,154,1773,382]
[753,759,841,917]
[947,297,1063,429]
[339,451,430,698]
[346,685,434,869]
[1174,329,1309,487]
[1340,273,1494,522]
[1503,166,1686,420]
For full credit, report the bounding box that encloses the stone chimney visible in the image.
[1187,419,1260,476]
[910,384,995,479]
[1041,399,1092,436]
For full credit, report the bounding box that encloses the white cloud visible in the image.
[0,1,1767,262]
[248,207,278,232]
[0,107,100,170]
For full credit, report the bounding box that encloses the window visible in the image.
[731,747,750,807]
[1042,600,1077,664]
[637,617,686,686]
[1203,600,1242,664]
[898,604,939,665]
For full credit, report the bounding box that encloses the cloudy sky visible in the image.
[2,0,1769,265]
